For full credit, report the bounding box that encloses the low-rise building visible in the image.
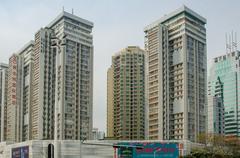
[0,140,202,158]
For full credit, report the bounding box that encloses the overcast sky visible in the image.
[1,0,240,132]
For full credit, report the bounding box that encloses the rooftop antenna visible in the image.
[225,33,228,54]
[236,32,238,50]
[233,32,238,51]
[226,32,238,53]
[72,8,74,15]
[226,33,231,54]
[62,6,64,12]
[232,30,234,52]
[229,34,232,53]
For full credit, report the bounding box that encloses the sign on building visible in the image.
[116,142,180,158]
[12,146,29,158]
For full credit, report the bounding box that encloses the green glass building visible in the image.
[208,51,240,137]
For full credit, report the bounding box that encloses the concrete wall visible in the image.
[0,140,205,158]
[0,140,114,158]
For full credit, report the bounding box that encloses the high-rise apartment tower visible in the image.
[144,6,207,141]
[31,11,94,140]
[5,41,34,142]
[0,11,94,143]
[18,41,35,142]
[107,67,114,138]
[107,46,145,140]
[0,63,8,142]
[6,54,19,142]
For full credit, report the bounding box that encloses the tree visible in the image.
[187,133,240,158]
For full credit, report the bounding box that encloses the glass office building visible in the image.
[208,51,240,137]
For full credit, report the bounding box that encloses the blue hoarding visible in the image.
[117,142,179,158]
[12,146,29,158]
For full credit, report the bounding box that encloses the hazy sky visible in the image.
[1,0,240,132]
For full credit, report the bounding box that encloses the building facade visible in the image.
[108,46,145,140]
[31,11,94,141]
[5,42,35,143]
[92,128,105,140]
[31,28,56,140]
[18,41,35,142]
[144,6,207,141]
[0,139,203,158]
[52,11,94,140]
[207,96,224,135]
[0,63,8,142]
[6,54,19,142]
[1,11,94,142]
[107,67,114,137]
[208,51,240,137]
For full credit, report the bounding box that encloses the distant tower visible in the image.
[107,67,114,138]
[107,46,146,140]
[5,41,34,142]
[0,63,8,142]
[6,54,19,142]
[208,51,240,137]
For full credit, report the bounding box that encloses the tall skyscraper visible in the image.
[0,11,94,143]
[0,63,8,142]
[31,28,56,140]
[208,51,240,137]
[107,67,114,138]
[5,41,34,142]
[6,54,19,142]
[18,41,35,142]
[32,11,94,140]
[144,6,207,141]
[207,96,224,135]
[107,46,145,140]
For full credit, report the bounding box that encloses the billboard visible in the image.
[116,142,180,158]
[12,146,29,158]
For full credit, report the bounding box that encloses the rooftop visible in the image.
[113,46,145,57]
[17,40,34,55]
[47,11,94,28]
[144,5,206,31]
[213,50,240,63]
[0,63,8,68]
